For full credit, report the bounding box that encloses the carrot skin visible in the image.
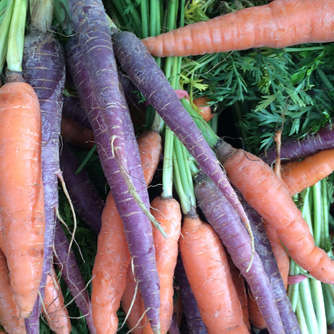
[112,30,250,237]
[0,81,45,318]
[195,175,285,334]
[142,0,334,57]
[43,267,71,334]
[66,34,161,332]
[215,139,334,284]
[174,255,208,334]
[60,142,104,235]
[0,248,26,334]
[54,221,96,334]
[62,96,91,129]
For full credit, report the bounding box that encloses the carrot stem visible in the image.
[0,0,13,73]
[162,126,174,199]
[6,0,27,72]
[140,0,148,38]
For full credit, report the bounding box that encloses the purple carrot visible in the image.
[60,142,104,235]
[239,194,301,334]
[262,120,334,164]
[62,96,92,129]
[194,173,285,334]
[112,30,250,234]
[54,220,96,334]
[22,30,65,333]
[174,255,208,334]
[65,30,161,333]
[168,314,181,334]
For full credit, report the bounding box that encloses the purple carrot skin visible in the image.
[112,30,251,234]
[239,193,301,334]
[60,142,103,235]
[168,314,181,334]
[174,255,208,334]
[22,30,66,334]
[194,173,285,334]
[263,121,334,164]
[54,220,96,334]
[62,96,92,129]
[65,33,161,333]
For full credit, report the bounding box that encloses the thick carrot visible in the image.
[281,149,334,196]
[0,247,25,334]
[215,139,334,284]
[142,0,334,57]
[43,267,71,334]
[142,196,182,334]
[179,215,249,334]
[61,116,95,149]
[0,81,45,318]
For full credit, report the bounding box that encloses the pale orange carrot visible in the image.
[193,97,214,122]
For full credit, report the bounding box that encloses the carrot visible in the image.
[43,267,71,334]
[192,97,214,122]
[0,81,45,318]
[179,215,249,334]
[142,196,182,334]
[92,128,162,334]
[215,139,334,284]
[61,116,95,149]
[281,149,334,196]
[0,247,25,334]
[142,0,334,57]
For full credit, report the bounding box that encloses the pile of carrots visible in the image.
[0,0,334,334]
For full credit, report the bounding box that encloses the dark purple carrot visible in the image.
[168,314,181,334]
[60,142,104,235]
[22,27,65,333]
[53,220,96,334]
[174,255,208,334]
[239,194,301,334]
[263,121,334,164]
[112,30,251,237]
[65,28,161,333]
[62,96,92,129]
[194,173,285,334]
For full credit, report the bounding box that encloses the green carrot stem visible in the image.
[75,145,97,175]
[140,0,148,38]
[295,298,310,334]
[0,0,9,25]
[125,0,141,37]
[323,284,334,326]
[288,260,300,312]
[30,0,53,32]
[0,0,13,73]
[6,0,27,72]
[312,182,322,247]
[316,68,334,92]
[161,126,174,199]
[309,278,326,334]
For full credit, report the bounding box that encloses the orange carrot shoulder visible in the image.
[142,0,334,57]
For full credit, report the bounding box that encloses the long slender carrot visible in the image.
[179,215,249,334]
[92,129,162,334]
[0,247,26,334]
[0,81,45,318]
[42,267,71,334]
[281,149,334,196]
[215,139,334,284]
[142,0,334,57]
[142,196,182,334]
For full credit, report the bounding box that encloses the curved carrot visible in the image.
[179,215,249,334]
[281,149,334,196]
[0,248,25,334]
[193,97,214,122]
[0,81,45,317]
[92,129,162,334]
[43,267,71,334]
[215,139,334,284]
[61,116,95,149]
[142,0,334,57]
[142,196,182,334]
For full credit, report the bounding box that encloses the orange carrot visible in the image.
[92,129,162,334]
[0,81,45,317]
[193,97,214,122]
[142,0,334,57]
[179,215,249,334]
[281,149,334,196]
[142,196,182,334]
[0,247,26,334]
[247,294,267,330]
[43,267,71,334]
[61,116,95,149]
[216,139,334,284]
